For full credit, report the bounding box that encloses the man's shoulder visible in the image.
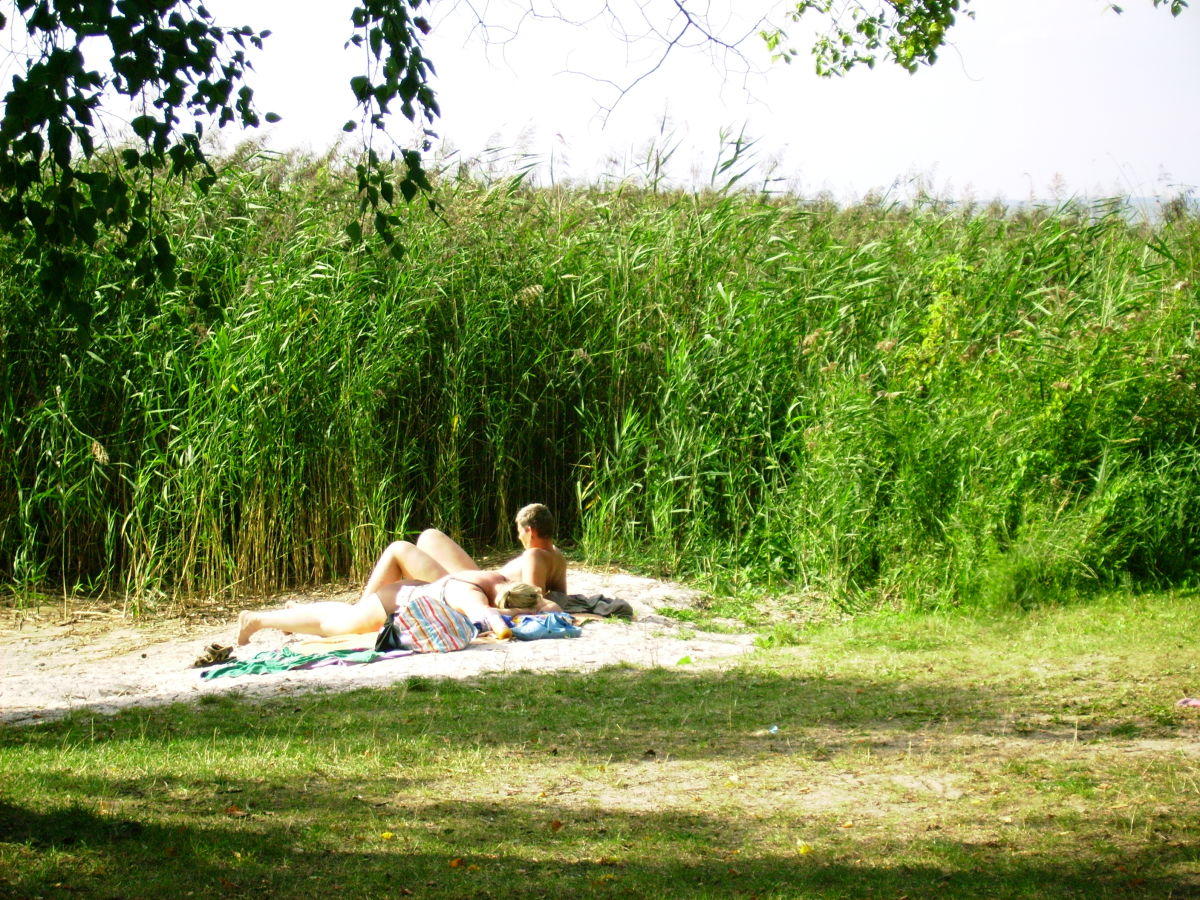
[500,547,558,568]
[510,545,564,561]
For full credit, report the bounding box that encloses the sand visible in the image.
[0,569,758,726]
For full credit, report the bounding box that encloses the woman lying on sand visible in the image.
[236,540,558,646]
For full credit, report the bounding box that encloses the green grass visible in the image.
[3,590,1198,898]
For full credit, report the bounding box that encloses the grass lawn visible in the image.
[2,590,1198,898]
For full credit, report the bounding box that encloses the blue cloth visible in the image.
[511,613,582,641]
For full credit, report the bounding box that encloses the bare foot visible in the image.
[236,611,259,646]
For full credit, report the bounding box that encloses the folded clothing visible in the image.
[548,592,634,619]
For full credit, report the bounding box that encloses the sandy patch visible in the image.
[0,569,758,727]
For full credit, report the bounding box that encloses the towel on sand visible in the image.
[200,645,411,680]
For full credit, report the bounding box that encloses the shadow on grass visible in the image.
[1,791,1193,899]
[4,664,1195,896]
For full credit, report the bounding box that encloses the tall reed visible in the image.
[1,147,1196,612]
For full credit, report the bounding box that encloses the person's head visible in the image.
[515,503,556,540]
[494,581,540,610]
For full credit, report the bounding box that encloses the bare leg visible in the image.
[360,541,448,601]
[416,528,479,573]
[237,597,387,645]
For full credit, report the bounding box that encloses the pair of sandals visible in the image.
[511,612,582,641]
[192,642,234,668]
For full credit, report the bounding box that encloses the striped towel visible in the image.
[384,583,476,653]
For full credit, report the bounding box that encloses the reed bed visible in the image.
[1,147,1197,612]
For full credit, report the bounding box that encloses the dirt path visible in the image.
[0,569,758,726]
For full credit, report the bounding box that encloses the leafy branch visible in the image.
[0,0,270,322]
[0,0,441,325]
[763,0,1188,76]
[343,0,439,258]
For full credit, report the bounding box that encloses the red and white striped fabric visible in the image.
[388,584,476,653]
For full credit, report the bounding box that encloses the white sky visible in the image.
[159,1,1200,201]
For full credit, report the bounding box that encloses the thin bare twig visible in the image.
[441,0,773,121]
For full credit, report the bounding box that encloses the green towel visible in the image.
[199,646,394,680]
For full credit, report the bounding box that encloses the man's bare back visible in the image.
[498,544,567,595]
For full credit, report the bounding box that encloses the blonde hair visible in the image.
[494,581,540,610]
